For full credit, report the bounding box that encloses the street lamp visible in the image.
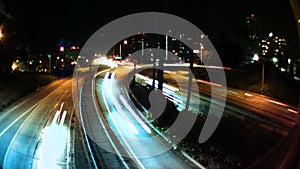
[0,29,3,39]
[200,43,204,64]
[253,54,265,90]
[119,40,128,59]
[48,54,51,75]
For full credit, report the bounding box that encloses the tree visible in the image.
[215,40,245,68]
[0,1,14,72]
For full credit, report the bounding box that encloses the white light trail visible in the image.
[119,95,151,134]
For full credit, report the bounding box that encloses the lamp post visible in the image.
[200,43,204,64]
[253,54,265,90]
[138,40,144,56]
[48,54,51,75]
[119,40,128,59]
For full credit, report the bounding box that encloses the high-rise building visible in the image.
[245,14,261,61]
[244,14,289,71]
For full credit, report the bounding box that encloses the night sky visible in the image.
[1,0,299,55]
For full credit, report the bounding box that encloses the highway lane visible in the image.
[129,64,298,130]
[95,68,200,169]
[169,70,299,130]
[0,78,76,169]
[78,73,137,169]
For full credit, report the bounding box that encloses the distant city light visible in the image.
[253,54,259,61]
[272,57,278,63]
[59,46,64,52]
[288,58,291,64]
[0,29,3,39]
[269,32,273,37]
[71,61,77,65]
[123,40,128,45]
[193,50,200,54]
[11,62,18,71]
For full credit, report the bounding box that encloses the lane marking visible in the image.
[3,105,35,168]
[0,100,42,138]
[119,95,151,134]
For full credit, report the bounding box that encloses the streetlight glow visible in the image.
[269,32,273,37]
[59,46,64,52]
[272,57,278,63]
[253,54,259,61]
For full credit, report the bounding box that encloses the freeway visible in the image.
[94,69,199,168]
[133,64,299,131]
[0,62,298,169]
[92,63,299,168]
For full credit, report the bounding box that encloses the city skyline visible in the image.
[0,0,298,56]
